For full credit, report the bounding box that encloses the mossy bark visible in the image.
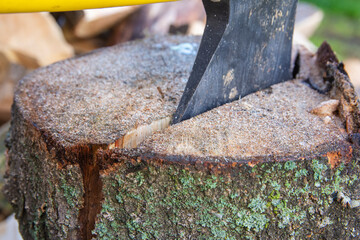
[95,151,360,240]
[6,123,360,239]
[4,107,84,239]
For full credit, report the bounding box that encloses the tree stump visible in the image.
[4,36,360,239]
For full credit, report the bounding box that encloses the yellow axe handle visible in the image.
[0,0,177,13]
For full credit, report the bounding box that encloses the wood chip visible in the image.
[310,99,340,116]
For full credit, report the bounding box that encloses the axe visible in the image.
[0,0,298,124]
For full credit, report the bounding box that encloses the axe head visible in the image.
[173,0,298,124]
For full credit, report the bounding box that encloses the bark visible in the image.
[4,36,360,240]
[0,122,12,221]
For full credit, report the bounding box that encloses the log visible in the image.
[4,36,360,240]
[72,7,139,38]
[61,26,106,54]
[0,13,74,67]
[0,53,27,125]
[109,0,205,44]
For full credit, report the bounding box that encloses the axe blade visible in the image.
[173,0,298,124]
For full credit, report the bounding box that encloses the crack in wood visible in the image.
[77,145,104,240]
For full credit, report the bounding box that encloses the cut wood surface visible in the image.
[141,80,345,159]
[14,36,193,147]
[4,36,360,239]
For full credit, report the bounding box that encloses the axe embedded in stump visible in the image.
[173,0,298,123]
[3,0,360,239]
[4,36,360,239]
[2,0,298,123]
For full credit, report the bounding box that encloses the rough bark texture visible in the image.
[0,122,12,221]
[4,36,360,239]
[5,110,84,239]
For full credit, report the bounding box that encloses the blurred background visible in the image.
[302,0,360,90]
[0,0,359,238]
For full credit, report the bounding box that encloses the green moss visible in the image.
[204,175,218,190]
[241,212,269,232]
[248,197,267,213]
[135,172,145,186]
[60,180,79,208]
[295,169,308,178]
[57,168,83,210]
[284,161,297,171]
[94,158,360,239]
[276,200,307,229]
[311,159,328,182]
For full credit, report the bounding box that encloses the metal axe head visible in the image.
[173,0,298,124]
